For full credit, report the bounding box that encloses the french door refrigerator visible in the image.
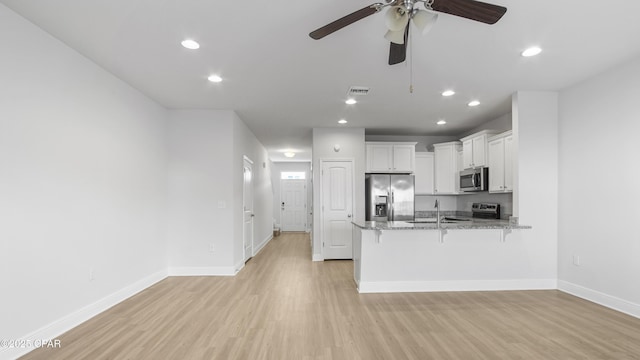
[365,174,414,222]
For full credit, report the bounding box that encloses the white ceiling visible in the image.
[3,0,640,162]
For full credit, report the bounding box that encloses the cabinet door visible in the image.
[392,145,415,172]
[488,138,504,192]
[414,153,434,194]
[434,146,455,194]
[504,135,513,191]
[456,149,463,192]
[367,145,392,172]
[462,139,473,169]
[472,135,487,167]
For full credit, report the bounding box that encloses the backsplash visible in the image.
[457,192,513,219]
[415,192,513,220]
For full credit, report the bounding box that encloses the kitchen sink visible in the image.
[407,220,458,224]
[406,217,471,224]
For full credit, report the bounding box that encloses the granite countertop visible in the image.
[352,217,532,230]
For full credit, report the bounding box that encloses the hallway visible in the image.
[23,233,640,359]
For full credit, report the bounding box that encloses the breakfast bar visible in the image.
[351,219,541,294]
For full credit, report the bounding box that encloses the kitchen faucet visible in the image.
[434,199,440,228]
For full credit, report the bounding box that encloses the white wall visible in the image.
[510,91,559,283]
[312,128,366,260]
[558,57,640,317]
[167,110,273,275]
[0,3,168,352]
[365,135,458,152]
[166,110,235,273]
[272,162,312,231]
[232,113,274,263]
[460,113,512,138]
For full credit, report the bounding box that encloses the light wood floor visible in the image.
[23,233,640,359]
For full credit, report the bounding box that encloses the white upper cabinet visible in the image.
[433,141,462,194]
[392,144,415,172]
[365,142,416,173]
[366,144,393,172]
[460,130,500,169]
[488,131,513,193]
[414,152,435,195]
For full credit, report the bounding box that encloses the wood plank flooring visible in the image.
[23,232,640,359]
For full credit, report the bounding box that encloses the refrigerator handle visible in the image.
[389,191,394,221]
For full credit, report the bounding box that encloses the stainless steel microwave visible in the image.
[459,167,489,192]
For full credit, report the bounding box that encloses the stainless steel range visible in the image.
[472,203,501,219]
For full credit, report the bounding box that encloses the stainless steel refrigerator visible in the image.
[365,174,414,222]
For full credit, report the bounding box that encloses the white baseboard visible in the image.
[253,234,272,256]
[234,260,245,274]
[558,280,640,319]
[357,278,557,293]
[168,266,237,276]
[2,270,167,360]
[312,253,323,262]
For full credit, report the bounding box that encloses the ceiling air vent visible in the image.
[347,86,370,96]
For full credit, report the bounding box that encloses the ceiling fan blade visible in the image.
[309,4,381,40]
[431,0,506,25]
[388,24,409,65]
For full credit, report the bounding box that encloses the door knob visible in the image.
[347,214,352,218]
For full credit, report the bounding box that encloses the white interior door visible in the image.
[243,158,254,262]
[321,161,353,260]
[281,179,306,231]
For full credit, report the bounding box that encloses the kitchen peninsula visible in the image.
[352,219,538,294]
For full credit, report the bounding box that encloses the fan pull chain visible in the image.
[409,24,414,94]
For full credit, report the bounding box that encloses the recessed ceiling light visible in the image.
[468,100,481,107]
[181,39,200,50]
[442,90,455,97]
[284,152,295,158]
[338,119,348,124]
[207,74,222,83]
[521,46,542,57]
[345,98,357,105]
[436,120,447,125]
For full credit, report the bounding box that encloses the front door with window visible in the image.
[281,179,306,232]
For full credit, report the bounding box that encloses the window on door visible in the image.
[281,172,305,180]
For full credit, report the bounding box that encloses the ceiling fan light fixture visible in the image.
[385,29,406,45]
[412,10,438,35]
[385,6,409,32]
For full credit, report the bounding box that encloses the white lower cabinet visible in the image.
[433,142,462,194]
[488,131,513,193]
[414,152,435,195]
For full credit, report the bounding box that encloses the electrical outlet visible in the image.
[209,243,215,253]
[89,268,95,281]
[573,255,580,266]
